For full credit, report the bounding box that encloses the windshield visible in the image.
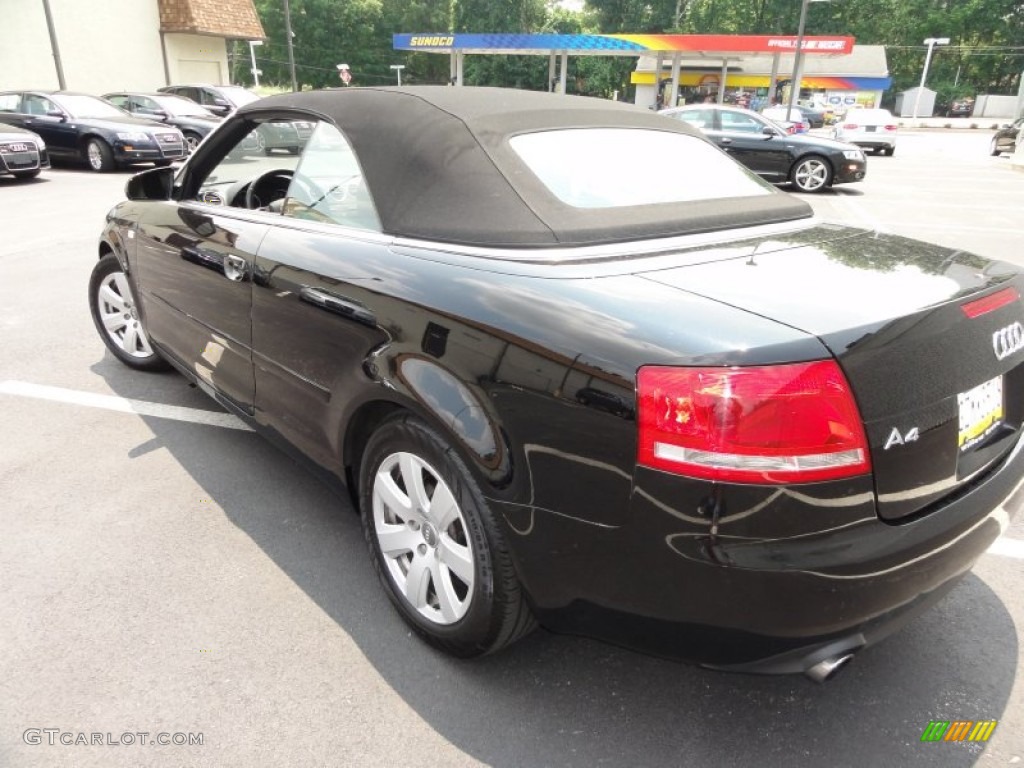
[510,128,772,208]
[156,95,216,117]
[51,94,128,119]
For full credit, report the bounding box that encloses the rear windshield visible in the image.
[509,128,771,208]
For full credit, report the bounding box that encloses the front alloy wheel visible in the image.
[791,156,832,192]
[88,254,169,371]
[86,138,114,172]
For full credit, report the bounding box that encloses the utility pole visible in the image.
[283,0,298,92]
[41,0,66,90]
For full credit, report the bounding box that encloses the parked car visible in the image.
[661,104,866,193]
[797,102,829,128]
[990,117,1022,156]
[761,106,811,133]
[89,86,1023,680]
[157,83,260,118]
[154,84,310,154]
[103,91,222,153]
[0,90,186,171]
[832,108,898,155]
[947,98,975,118]
[0,122,49,179]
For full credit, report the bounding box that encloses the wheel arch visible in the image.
[341,370,512,510]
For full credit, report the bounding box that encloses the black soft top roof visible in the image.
[241,86,812,248]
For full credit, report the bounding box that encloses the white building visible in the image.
[1,0,264,93]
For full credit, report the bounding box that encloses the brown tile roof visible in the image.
[158,0,265,40]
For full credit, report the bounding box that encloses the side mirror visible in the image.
[45,110,66,121]
[762,125,777,137]
[125,166,175,201]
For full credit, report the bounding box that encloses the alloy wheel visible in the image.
[372,451,475,625]
[95,271,155,359]
[793,157,830,192]
[87,142,104,171]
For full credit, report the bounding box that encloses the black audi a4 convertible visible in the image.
[89,87,1024,681]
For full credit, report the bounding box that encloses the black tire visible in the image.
[885,146,895,157]
[88,254,170,371]
[85,137,114,172]
[12,169,40,179]
[790,155,833,193]
[990,138,1002,157]
[153,159,174,168]
[359,414,535,657]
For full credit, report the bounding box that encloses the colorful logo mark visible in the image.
[921,720,997,743]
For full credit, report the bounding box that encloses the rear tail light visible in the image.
[843,123,858,129]
[637,361,871,484]
[884,125,898,131]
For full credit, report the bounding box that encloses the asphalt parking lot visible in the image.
[2,129,1024,768]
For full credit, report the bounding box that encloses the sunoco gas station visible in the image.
[393,33,891,112]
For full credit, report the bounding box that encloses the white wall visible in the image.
[0,0,167,92]
[0,1,234,93]
[164,34,230,85]
[974,95,1019,119]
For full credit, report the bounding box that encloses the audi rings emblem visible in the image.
[993,321,1024,361]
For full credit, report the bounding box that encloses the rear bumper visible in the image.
[503,431,1024,672]
[849,138,896,150]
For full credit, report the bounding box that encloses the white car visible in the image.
[832,108,898,156]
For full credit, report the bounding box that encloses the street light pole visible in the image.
[390,64,405,86]
[282,0,298,92]
[248,40,263,88]
[912,37,950,119]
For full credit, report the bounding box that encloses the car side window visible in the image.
[720,111,763,133]
[672,109,715,130]
[0,93,20,112]
[282,122,381,231]
[106,94,129,110]
[136,96,162,116]
[195,118,307,209]
[22,94,57,116]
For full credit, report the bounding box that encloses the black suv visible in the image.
[157,84,260,117]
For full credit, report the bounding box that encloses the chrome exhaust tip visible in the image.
[805,652,855,683]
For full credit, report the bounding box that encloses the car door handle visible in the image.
[299,287,376,328]
[719,137,733,145]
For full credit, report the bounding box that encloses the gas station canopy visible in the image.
[393,33,861,108]
[393,33,855,57]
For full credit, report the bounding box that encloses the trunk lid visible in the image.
[638,226,1024,520]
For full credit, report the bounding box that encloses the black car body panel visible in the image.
[0,90,186,167]
[93,87,1024,674]
[661,104,866,189]
[0,122,49,176]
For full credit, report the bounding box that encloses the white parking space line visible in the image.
[0,380,253,431]
[987,537,1024,560]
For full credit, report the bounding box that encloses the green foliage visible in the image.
[247,0,1024,99]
